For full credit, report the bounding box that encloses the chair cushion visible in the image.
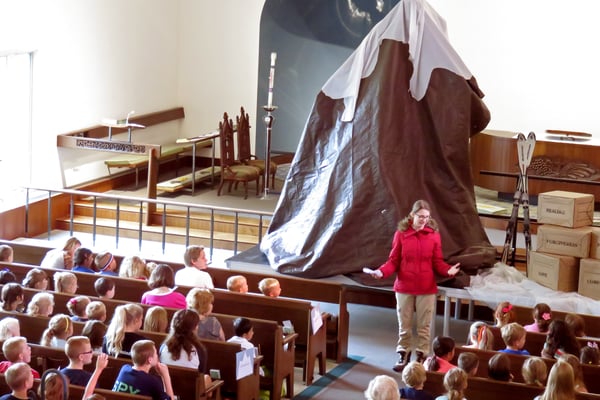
[225,165,260,179]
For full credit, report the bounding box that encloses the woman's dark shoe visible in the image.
[415,351,426,363]
[392,350,411,372]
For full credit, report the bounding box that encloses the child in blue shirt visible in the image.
[499,322,530,356]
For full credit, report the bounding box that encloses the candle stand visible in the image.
[262,105,277,199]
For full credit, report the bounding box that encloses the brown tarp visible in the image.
[260,39,496,278]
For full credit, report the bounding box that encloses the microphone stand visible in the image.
[262,105,277,199]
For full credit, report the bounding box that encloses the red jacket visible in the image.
[377,226,452,295]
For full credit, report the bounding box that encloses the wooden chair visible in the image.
[217,112,260,199]
[236,106,277,188]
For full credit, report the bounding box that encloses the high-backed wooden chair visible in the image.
[237,106,277,188]
[218,112,260,199]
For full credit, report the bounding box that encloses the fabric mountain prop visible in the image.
[260,0,496,278]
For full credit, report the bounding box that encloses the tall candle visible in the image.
[268,52,277,108]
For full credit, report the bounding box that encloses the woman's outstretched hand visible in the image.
[363,267,383,279]
[448,263,461,276]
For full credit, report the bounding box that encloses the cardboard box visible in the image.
[589,227,600,260]
[537,190,594,228]
[578,258,600,300]
[528,251,579,292]
[536,225,592,258]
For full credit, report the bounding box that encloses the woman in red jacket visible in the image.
[369,200,460,372]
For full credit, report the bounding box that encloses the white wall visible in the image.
[429,0,600,136]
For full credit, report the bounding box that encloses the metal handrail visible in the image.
[24,186,273,260]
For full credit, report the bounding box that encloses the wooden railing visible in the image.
[24,186,273,258]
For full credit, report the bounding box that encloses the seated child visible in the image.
[258,278,281,297]
[364,375,400,400]
[0,244,14,263]
[54,271,78,294]
[143,306,168,333]
[94,277,115,299]
[580,344,600,365]
[59,336,94,386]
[522,356,547,387]
[112,339,174,400]
[227,275,249,293]
[1,283,24,312]
[561,354,588,393]
[457,352,479,377]
[400,361,434,400]
[464,321,493,350]
[39,371,68,400]
[524,303,552,333]
[0,317,20,341]
[500,322,530,355]
[82,320,108,353]
[95,251,119,276]
[494,301,516,327]
[67,295,91,322]
[26,292,54,317]
[22,268,48,290]
[86,301,107,322]
[424,336,456,373]
[0,362,35,400]
[435,368,467,400]
[41,314,73,349]
[565,313,586,337]
[227,317,256,351]
[488,353,512,382]
[0,337,40,378]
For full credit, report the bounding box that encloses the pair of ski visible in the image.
[501,132,536,266]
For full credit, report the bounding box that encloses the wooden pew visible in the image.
[0,312,257,400]
[424,371,600,400]
[0,375,153,400]
[511,304,600,338]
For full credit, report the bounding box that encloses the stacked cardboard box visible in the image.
[528,190,594,293]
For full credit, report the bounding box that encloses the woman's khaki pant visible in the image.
[395,292,436,354]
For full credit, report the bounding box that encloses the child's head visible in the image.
[54,271,77,294]
[74,247,94,269]
[561,354,584,386]
[401,361,426,389]
[85,301,107,322]
[546,319,580,355]
[565,313,585,337]
[144,306,169,333]
[227,275,248,293]
[258,278,281,297]
[119,255,149,279]
[131,339,158,367]
[457,352,479,376]
[0,244,14,263]
[40,371,68,400]
[26,292,55,317]
[432,336,455,359]
[148,264,176,289]
[488,353,512,382]
[186,288,214,315]
[544,360,574,399]
[494,301,515,327]
[1,283,24,311]
[364,375,400,400]
[67,295,91,318]
[43,314,74,344]
[522,356,547,386]
[170,309,200,336]
[82,320,108,350]
[467,321,494,350]
[532,303,552,333]
[22,268,49,290]
[0,270,17,284]
[2,336,30,363]
[501,322,526,349]
[233,317,254,339]
[184,245,207,269]
[580,344,600,365]
[442,368,468,399]
[0,317,20,340]
[65,336,93,365]
[94,277,115,299]
[95,251,117,273]
[5,362,33,393]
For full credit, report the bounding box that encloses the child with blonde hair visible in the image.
[0,336,41,378]
[59,336,95,386]
[67,295,91,322]
[103,303,147,357]
[0,317,20,340]
[26,292,55,317]
[364,375,400,400]
[41,314,73,348]
[437,368,468,400]
[522,356,547,387]
[561,354,587,393]
[54,271,78,294]
[258,278,281,297]
[535,360,575,400]
[524,303,552,333]
[86,301,107,322]
[3,362,35,400]
[0,245,14,262]
[494,301,515,327]
[186,288,225,341]
[400,361,434,400]
[95,251,118,276]
[143,306,169,333]
[464,321,493,350]
[119,255,149,279]
[227,275,248,293]
[499,322,529,355]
